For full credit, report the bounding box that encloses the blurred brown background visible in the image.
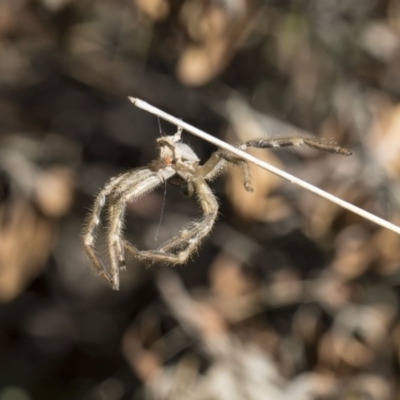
[1,0,400,399]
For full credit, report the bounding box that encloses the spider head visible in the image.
[157,129,200,167]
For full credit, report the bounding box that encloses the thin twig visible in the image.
[128,97,400,235]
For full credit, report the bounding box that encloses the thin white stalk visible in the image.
[128,97,400,235]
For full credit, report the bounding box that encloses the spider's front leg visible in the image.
[83,167,174,290]
[82,169,139,287]
[107,167,178,290]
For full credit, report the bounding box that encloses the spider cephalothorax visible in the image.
[83,129,351,290]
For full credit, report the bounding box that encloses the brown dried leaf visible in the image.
[0,201,55,302]
[134,0,170,21]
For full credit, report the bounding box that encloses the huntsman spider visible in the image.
[83,128,351,289]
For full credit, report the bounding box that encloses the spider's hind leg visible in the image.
[240,136,352,156]
[124,179,219,265]
[158,179,218,259]
[197,135,352,194]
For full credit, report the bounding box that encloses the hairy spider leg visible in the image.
[196,135,352,192]
[159,179,218,254]
[108,168,164,267]
[198,150,254,191]
[82,169,138,286]
[240,136,352,156]
[107,169,172,290]
[83,168,161,288]
[124,179,219,265]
